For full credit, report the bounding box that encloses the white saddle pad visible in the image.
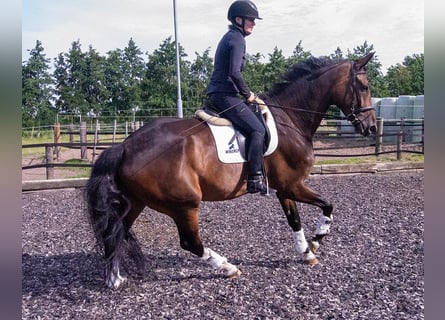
[207,106,278,164]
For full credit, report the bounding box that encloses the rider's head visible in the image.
[227,0,262,36]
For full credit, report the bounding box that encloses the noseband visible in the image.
[344,61,375,126]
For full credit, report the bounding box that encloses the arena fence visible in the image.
[22,117,424,181]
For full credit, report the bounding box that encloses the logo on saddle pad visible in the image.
[205,107,278,164]
[226,135,239,154]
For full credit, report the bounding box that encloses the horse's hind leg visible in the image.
[172,208,241,278]
[105,199,145,289]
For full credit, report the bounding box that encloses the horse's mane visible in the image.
[268,56,348,96]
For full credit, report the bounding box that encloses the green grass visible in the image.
[62,159,92,178]
[22,131,127,157]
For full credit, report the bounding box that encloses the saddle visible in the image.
[195,101,278,163]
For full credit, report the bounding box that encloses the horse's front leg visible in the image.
[278,198,318,265]
[310,202,334,254]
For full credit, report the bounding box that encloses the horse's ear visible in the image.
[354,52,375,70]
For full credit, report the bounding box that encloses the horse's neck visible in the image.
[270,93,330,139]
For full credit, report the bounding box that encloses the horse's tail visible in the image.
[86,144,144,284]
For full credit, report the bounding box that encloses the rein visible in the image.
[265,61,375,121]
[264,103,348,121]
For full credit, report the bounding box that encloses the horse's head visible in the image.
[335,52,377,137]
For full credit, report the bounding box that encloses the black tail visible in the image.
[86,144,144,280]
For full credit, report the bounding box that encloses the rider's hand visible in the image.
[247,92,265,106]
[247,91,256,103]
[254,96,266,106]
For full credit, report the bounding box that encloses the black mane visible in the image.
[268,56,348,96]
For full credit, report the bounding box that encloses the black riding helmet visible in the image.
[228,0,262,34]
[227,0,262,21]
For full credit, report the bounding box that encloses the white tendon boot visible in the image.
[293,229,318,265]
[201,248,241,278]
[312,214,334,253]
[105,267,126,289]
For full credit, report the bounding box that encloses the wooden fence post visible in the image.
[53,123,61,161]
[45,145,54,180]
[92,119,99,163]
[397,128,403,160]
[375,117,384,156]
[336,120,342,137]
[113,119,117,143]
[96,119,100,143]
[80,121,87,160]
[69,124,74,143]
[422,117,424,154]
[399,117,406,143]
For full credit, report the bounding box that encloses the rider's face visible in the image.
[235,17,256,35]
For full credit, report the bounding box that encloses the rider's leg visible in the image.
[209,94,267,194]
[246,131,268,194]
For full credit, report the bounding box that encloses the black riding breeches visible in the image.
[209,93,266,176]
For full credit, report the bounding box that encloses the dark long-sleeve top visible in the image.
[207,25,251,99]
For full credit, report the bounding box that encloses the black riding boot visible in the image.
[247,132,268,194]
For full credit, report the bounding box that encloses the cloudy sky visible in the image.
[22,0,424,73]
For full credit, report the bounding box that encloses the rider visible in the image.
[207,0,268,195]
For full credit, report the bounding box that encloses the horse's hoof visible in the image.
[305,258,319,265]
[311,241,320,254]
[227,269,242,279]
[303,250,319,265]
[106,274,126,289]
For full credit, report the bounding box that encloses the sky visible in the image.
[22,0,424,74]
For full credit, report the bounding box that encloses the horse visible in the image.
[86,52,377,289]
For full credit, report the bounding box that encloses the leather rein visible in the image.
[265,61,375,122]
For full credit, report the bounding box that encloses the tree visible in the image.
[385,53,424,96]
[104,38,145,119]
[104,48,127,117]
[82,45,108,116]
[140,37,187,117]
[288,40,312,66]
[22,35,424,126]
[263,47,288,91]
[243,52,265,93]
[53,40,88,115]
[184,48,213,113]
[329,47,345,60]
[22,40,55,128]
[122,39,145,112]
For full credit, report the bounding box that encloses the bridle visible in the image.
[343,61,375,126]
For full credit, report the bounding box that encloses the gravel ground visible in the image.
[22,172,424,320]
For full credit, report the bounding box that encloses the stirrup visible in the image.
[247,175,268,195]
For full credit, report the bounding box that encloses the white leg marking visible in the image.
[202,248,240,277]
[311,240,320,252]
[315,214,333,236]
[304,250,317,261]
[293,229,318,263]
[105,266,126,289]
[293,229,309,254]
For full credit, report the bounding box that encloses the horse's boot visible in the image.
[247,174,268,195]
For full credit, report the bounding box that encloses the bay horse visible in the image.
[86,52,376,289]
